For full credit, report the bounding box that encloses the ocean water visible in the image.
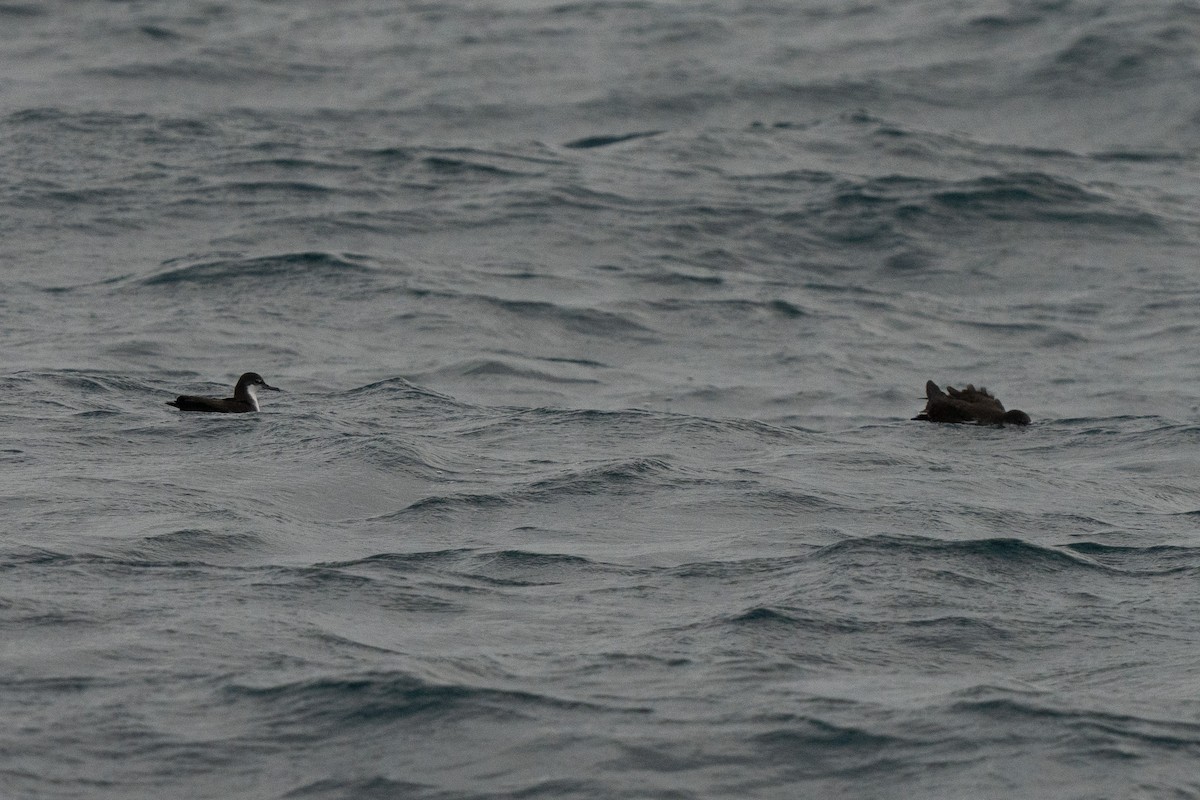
[3,1,1200,797]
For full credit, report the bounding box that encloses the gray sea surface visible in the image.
[4,1,1200,798]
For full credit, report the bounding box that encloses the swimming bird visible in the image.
[166,372,280,413]
[912,381,1030,425]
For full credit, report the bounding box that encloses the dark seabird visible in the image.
[913,380,1030,426]
[167,372,280,413]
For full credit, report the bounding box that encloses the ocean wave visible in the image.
[509,407,808,446]
[282,777,428,799]
[339,377,471,411]
[732,487,841,513]
[0,545,74,568]
[0,4,43,18]
[752,717,905,754]
[394,295,657,342]
[525,457,673,494]
[813,535,1101,574]
[722,607,869,636]
[562,130,663,149]
[318,548,640,590]
[201,179,351,199]
[440,358,603,385]
[929,172,1163,229]
[317,549,476,572]
[1063,541,1200,576]
[0,549,224,573]
[224,670,638,729]
[141,251,373,287]
[1038,27,1197,90]
[948,694,1200,746]
[641,297,808,321]
[393,457,676,519]
[467,549,630,584]
[253,566,463,612]
[803,170,1165,257]
[226,156,355,174]
[134,529,266,559]
[82,56,333,84]
[421,154,536,178]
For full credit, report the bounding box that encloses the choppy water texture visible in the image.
[4,2,1200,798]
